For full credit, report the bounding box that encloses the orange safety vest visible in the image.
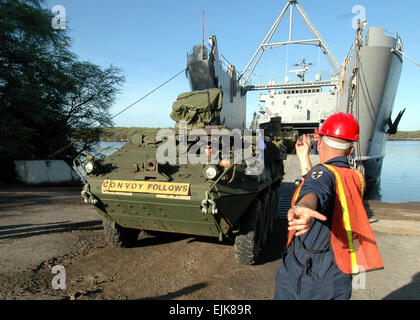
[287,164,384,275]
[313,129,320,142]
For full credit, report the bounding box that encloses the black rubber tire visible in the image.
[260,192,271,248]
[103,219,140,248]
[268,188,279,236]
[233,198,262,265]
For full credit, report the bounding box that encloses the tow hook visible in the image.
[81,183,98,205]
[201,192,218,215]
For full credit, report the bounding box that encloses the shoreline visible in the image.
[387,138,420,141]
[88,127,420,142]
[96,138,420,142]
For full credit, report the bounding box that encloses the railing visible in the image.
[243,69,337,87]
[219,53,240,82]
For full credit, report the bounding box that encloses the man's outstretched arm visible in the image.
[288,193,327,236]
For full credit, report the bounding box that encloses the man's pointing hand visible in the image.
[288,206,327,236]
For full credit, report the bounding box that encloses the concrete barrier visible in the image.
[14,160,81,185]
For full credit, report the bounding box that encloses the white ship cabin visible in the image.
[256,78,338,131]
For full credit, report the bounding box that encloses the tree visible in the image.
[0,0,124,181]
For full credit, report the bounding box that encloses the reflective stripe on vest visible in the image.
[286,164,383,275]
[324,164,383,275]
[287,164,323,248]
[286,182,304,248]
[324,164,360,274]
[354,169,365,199]
[292,183,303,204]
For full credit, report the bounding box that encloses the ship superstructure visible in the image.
[239,0,404,192]
[185,0,403,193]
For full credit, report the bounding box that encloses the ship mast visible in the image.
[239,0,340,88]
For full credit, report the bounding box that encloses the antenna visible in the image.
[201,11,206,60]
[202,11,205,48]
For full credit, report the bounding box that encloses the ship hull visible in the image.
[338,27,403,192]
[363,157,383,199]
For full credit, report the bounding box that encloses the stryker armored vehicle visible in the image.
[74,36,288,264]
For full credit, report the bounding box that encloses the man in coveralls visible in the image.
[273,112,383,300]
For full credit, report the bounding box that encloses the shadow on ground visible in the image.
[257,218,288,265]
[0,220,102,240]
[382,272,420,300]
[128,219,288,266]
[140,282,208,300]
[0,194,83,211]
[130,232,192,248]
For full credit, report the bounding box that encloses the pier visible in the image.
[0,180,419,300]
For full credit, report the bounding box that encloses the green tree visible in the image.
[0,0,124,181]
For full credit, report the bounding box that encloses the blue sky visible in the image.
[45,0,419,130]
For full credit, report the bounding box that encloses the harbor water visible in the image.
[380,140,420,203]
[92,140,420,204]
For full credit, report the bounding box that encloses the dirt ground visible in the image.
[0,184,419,300]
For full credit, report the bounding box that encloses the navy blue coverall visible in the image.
[273,156,353,300]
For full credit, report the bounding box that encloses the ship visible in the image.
[185,0,404,197]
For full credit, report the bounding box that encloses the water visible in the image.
[94,140,420,204]
[380,140,420,203]
[91,141,126,157]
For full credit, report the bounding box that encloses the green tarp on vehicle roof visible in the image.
[170,88,223,127]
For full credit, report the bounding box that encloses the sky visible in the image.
[45,0,420,131]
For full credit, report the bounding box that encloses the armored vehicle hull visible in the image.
[75,36,287,264]
[76,121,286,265]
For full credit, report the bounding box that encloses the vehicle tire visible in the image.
[268,188,279,236]
[103,219,140,248]
[260,193,271,248]
[234,197,262,265]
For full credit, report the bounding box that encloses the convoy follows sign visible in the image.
[101,180,190,196]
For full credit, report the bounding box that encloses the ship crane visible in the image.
[239,0,340,92]
[235,0,404,197]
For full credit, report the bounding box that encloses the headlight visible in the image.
[84,155,95,174]
[204,165,218,180]
[84,161,94,174]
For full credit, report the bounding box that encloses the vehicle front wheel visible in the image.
[233,197,262,265]
[103,219,140,248]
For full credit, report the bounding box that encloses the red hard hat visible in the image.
[318,112,359,141]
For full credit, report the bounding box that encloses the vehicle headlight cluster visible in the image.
[84,155,95,175]
[204,165,218,180]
